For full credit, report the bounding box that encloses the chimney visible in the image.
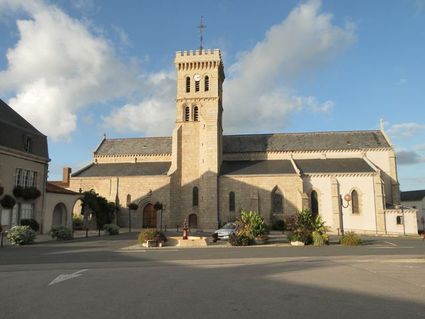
[63,167,72,185]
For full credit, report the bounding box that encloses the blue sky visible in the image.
[0,0,424,190]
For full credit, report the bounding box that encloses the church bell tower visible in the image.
[169,49,225,229]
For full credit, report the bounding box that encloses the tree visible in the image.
[81,190,115,229]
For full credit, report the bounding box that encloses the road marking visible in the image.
[368,246,414,249]
[383,241,398,247]
[48,269,88,286]
[119,249,180,253]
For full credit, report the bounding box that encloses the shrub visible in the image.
[138,229,167,244]
[51,226,73,240]
[1,194,16,209]
[20,219,40,232]
[229,234,252,246]
[341,231,362,246]
[72,215,84,230]
[312,231,326,246]
[271,219,285,231]
[7,225,36,245]
[103,224,120,235]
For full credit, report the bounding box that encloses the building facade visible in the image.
[0,99,49,231]
[70,49,407,234]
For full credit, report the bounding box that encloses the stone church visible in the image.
[69,48,402,234]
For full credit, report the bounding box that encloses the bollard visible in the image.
[98,228,101,237]
[1,231,3,248]
[164,225,167,232]
[176,225,179,232]
[86,228,88,238]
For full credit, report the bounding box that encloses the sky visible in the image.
[0,0,424,191]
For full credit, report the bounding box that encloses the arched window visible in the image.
[229,192,235,212]
[351,190,359,214]
[192,187,199,207]
[272,187,283,213]
[193,106,199,121]
[195,80,200,92]
[311,190,319,219]
[204,76,209,91]
[184,106,190,121]
[186,77,190,93]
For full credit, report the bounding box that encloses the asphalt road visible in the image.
[0,233,424,319]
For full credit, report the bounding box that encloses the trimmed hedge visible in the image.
[20,219,40,232]
[51,226,73,240]
[103,224,120,235]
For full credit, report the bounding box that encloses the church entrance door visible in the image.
[143,203,157,228]
[188,213,197,229]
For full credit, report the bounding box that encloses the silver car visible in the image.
[214,222,237,240]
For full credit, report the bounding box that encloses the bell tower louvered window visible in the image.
[193,106,199,121]
[186,77,190,93]
[204,76,209,91]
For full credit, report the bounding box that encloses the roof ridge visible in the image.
[223,130,382,138]
[103,136,172,141]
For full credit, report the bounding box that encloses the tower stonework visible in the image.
[168,49,225,229]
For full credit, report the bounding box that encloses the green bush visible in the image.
[20,219,40,232]
[51,226,73,240]
[1,194,16,209]
[229,234,252,246]
[7,225,36,245]
[138,229,167,244]
[72,215,84,230]
[103,223,120,235]
[341,231,362,246]
[312,231,325,246]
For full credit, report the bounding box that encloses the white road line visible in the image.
[383,241,398,247]
[48,269,88,286]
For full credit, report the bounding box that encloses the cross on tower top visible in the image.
[197,16,206,51]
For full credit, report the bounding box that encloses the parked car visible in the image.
[213,222,237,240]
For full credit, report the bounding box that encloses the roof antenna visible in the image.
[197,16,206,51]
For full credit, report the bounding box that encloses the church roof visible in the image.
[95,137,172,156]
[221,160,295,175]
[0,99,49,159]
[222,130,390,153]
[72,162,171,177]
[93,130,390,157]
[400,190,425,202]
[294,158,376,174]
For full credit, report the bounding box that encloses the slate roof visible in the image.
[400,190,425,202]
[220,160,295,175]
[72,162,171,177]
[295,158,375,174]
[95,137,172,155]
[0,99,48,159]
[222,131,390,153]
[46,182,80,195]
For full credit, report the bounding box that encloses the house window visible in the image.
[351,190,360,214]
[15,169,37,187]
[311,190,319,219]
[20,203,34,220]
[186,77,190,93]
[25,137,31,152]
[204,76,209,91]
[184,106,190,121]
[396,216,403,225]
[193,106,199,121]
[192,187,199,207]
[229,192,235,212]
[195,80,200,92]
[272,187,283,213]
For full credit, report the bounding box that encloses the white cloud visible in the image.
[387,122,425,138]
[102,71,176,136]
[0,0,138,141]
[102,0,354,136]
[223,0,355,133]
